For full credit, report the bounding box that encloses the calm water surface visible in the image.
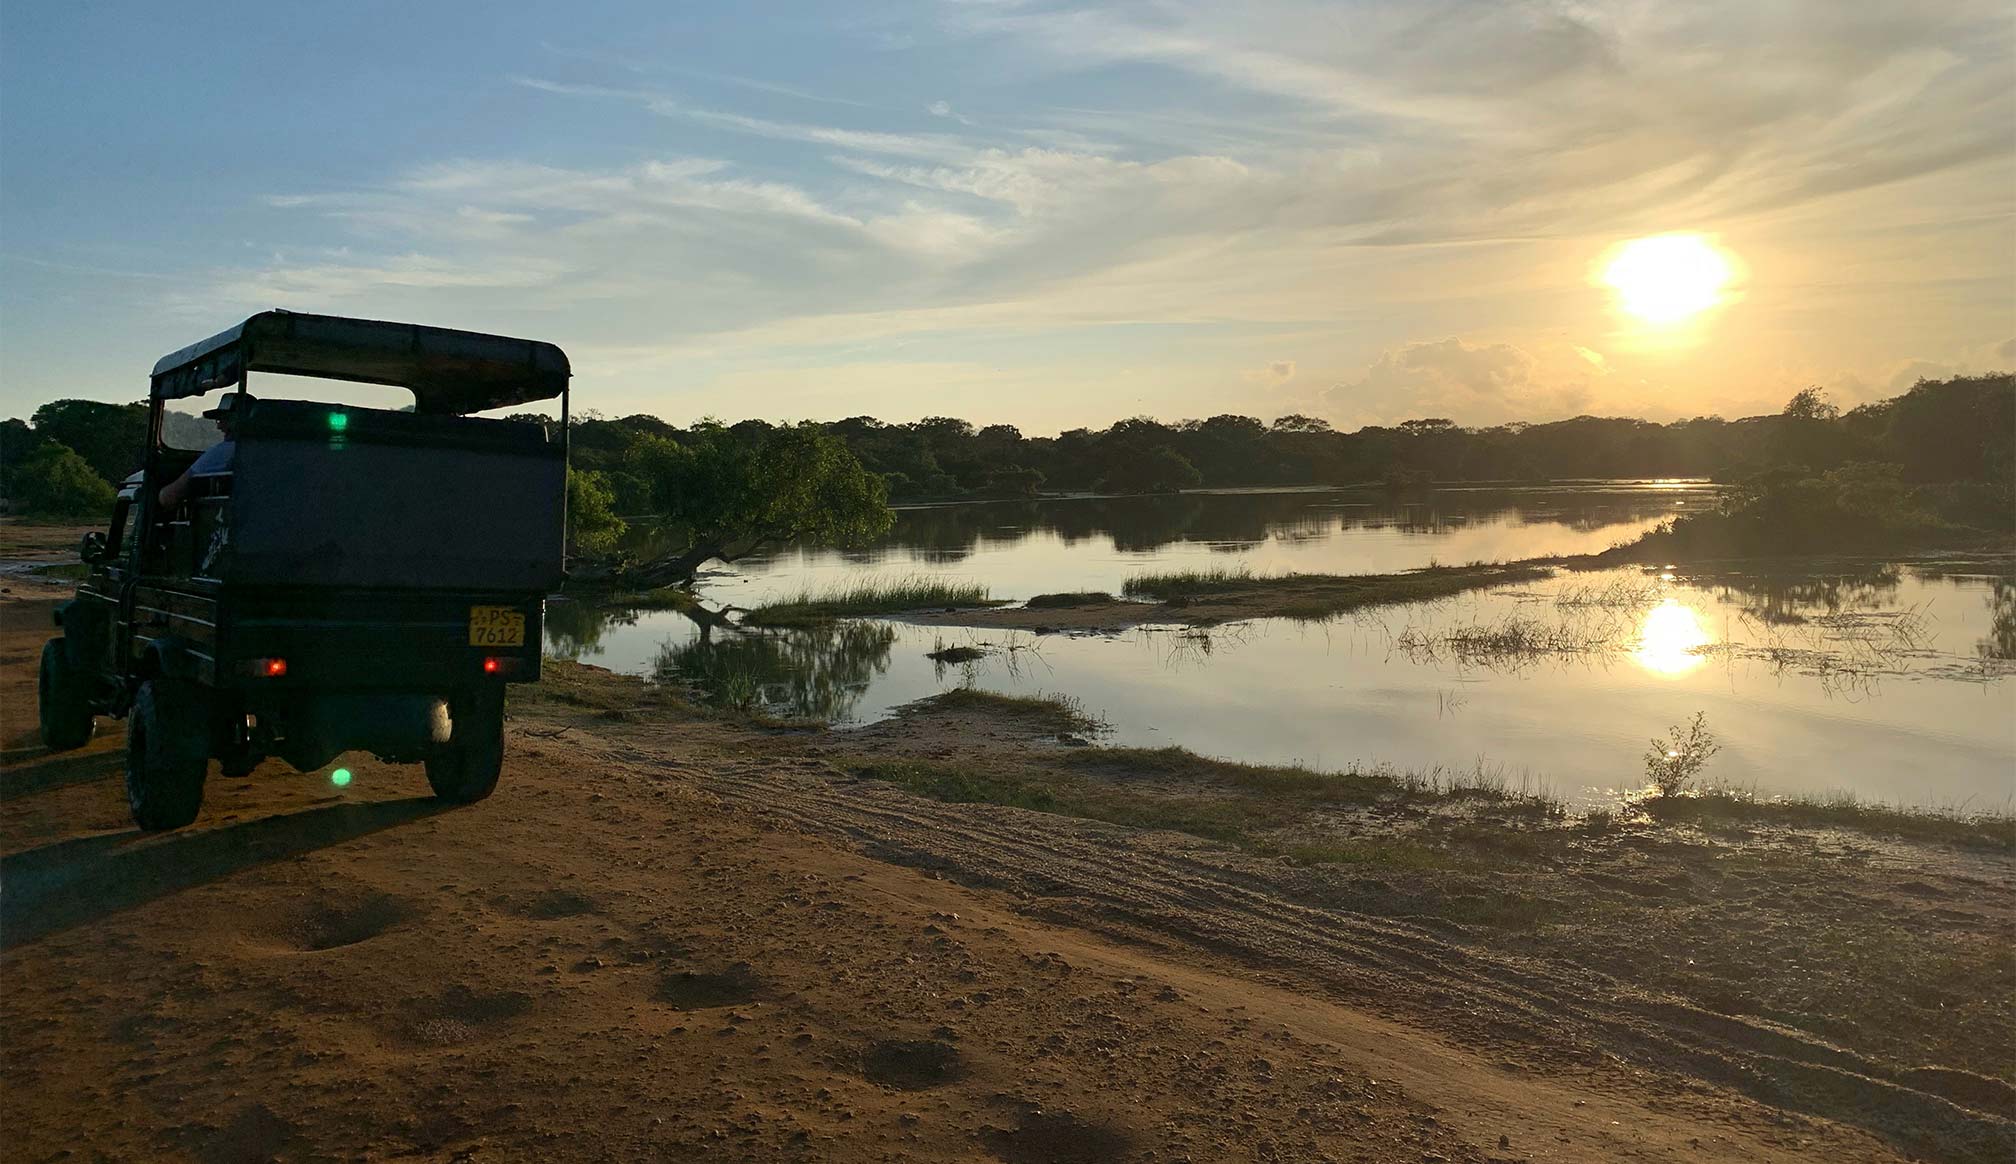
[643,482,1717,607]
[566,486,2014,811]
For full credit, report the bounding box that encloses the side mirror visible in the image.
[78,531,107,564]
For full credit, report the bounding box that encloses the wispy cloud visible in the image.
[533,42,875,109]
[940,0,2013,229]
[673,107,974,162]
[926,99,973,125]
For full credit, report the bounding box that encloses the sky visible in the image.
[2,0,2011,434]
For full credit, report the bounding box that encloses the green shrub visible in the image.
[1625,461,1970,558]
[567,467,627,556]
[12,443,115,518]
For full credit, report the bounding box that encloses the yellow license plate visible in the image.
[468,605,525,647]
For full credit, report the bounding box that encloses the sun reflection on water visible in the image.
[1634,599,1713,676]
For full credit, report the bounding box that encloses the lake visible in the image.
[556,485,2015,812]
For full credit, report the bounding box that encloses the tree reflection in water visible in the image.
[654,620,896,721]
[544,597,641,660]
[615,486,1702,568]
[1706,566,1902,626]
[1981,578,2015,661]
[545,597,899,720]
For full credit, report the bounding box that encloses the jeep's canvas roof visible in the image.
[151,310,569,416]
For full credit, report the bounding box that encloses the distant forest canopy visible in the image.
[561,374,2013,509]
[4,373,2010,514]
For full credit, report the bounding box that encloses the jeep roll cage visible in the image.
[143,308,571,526]
[149,308,571,413]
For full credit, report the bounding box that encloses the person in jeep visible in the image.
[157,392,249,509]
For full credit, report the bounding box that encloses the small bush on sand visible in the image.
[1644,711,1720,796]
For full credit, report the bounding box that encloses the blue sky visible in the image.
[3,1,2011,432]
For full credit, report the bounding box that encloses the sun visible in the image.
[1599,234,1735,325]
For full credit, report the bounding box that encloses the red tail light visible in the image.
[482,657,501,674]
[246,657,288,678]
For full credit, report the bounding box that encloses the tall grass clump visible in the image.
[1024,591,1116,609]
[1648,785,2016,850]
[1554,577,1665,610]
[1121,566,1259,599]
[1394,613,1618,667]
[920,687,1110,735]
[744,575,997,625]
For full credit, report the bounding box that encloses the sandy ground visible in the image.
[2,589,2009,1162]
[0,521,91,603]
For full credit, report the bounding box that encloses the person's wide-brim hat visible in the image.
[201,392,250,420]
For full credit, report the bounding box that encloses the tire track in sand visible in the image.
[586,738,2013,1164]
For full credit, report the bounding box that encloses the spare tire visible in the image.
[424,689,504,804]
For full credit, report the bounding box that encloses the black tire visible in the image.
[126,679,209,831]
[425,691,504,804]
[38,639,94,752]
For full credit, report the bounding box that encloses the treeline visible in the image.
[0,400,150,517]
[6,374,2010,520]
[566,374,2012,509]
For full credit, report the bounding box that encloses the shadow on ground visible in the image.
[1,796,446,948]
[0,747,123,801]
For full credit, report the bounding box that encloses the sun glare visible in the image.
[1633,599,1713,677]
[1600,234,1735,325]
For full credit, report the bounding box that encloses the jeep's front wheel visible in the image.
[126,680,209,831]
[424,692,503,804]
[38,639,94,752]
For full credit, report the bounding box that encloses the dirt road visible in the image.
[1,591,2004,1162]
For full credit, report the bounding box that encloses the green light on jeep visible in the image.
[327,411,349,432]
[330,767,352,787]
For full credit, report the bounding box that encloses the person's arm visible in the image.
[157,470,194,510]
[157,441,233,509]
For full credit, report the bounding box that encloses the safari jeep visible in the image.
[36,311,570,830]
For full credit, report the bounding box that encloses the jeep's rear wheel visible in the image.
[38,639,94,752]
[126,680,209,831]
[424,691,503,804]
